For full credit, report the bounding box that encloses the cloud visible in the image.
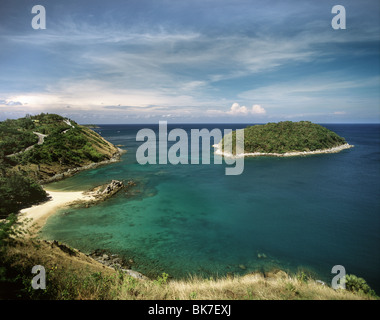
[0,99,23,106]
[227,103,249,115]
[226,103,266,116]
[333,111,346,115]
[1,0,378,123]
[252,104,266,114]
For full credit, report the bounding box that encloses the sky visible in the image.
[0,0,379,124]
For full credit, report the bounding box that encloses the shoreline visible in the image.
[19,189,97,235]
[39,147,126,185]
[19,178,127,235]
[213,143,354,158]
[14,140,358,286]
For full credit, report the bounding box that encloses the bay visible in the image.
[41,123,380,292]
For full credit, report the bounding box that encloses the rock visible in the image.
[51,240,77,256]
[127,180,136,187]
[316,280,326,286]
[101,180,124,195]
[113,257,123,264]
[122,269,148,280]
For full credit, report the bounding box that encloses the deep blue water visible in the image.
[41,123,380,292]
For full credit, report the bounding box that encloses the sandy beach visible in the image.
[19,190,95,235]
[213,143,354,158]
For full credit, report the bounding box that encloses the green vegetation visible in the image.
[9,114,110,166]
[222,121,348,154]
[21,126,106,165]
[0,113,120,219]
[0,117,38,156]
[0,214,30,297]
[82,124,100,129]
[345,274,377,296]
[0,173,47,219]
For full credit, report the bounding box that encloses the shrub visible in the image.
[344,274,377,296]
[0,173,48,218]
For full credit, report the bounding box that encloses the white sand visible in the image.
[214,143,354,158]
[19,190,95,234]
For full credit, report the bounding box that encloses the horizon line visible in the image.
[79,122,380,125]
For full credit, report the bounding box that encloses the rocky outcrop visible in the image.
[90,179,125,202]
[101,180,124,195]
[66,179,136,210]
[50,240,78,256]
[89,249,148,280]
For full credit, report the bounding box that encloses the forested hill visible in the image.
[0,113,120,218]
[222,121,348,154]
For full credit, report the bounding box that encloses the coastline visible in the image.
[213,143,354,158]
[18,147,126,234]
[38,147,126,184]
[14,144,150,279]
[18,185,149,280]
[19,189,96,235]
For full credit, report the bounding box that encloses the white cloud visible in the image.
[227,103,249,115]
[252,104,266,114]
[226,103,266,116]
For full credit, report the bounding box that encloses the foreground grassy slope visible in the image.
[1,234,376,300]
[222,121,348,154]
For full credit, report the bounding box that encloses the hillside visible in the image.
[0,234,376,300]
[0,113,120,181]
[0,113,122,218]
[220,121,349,155]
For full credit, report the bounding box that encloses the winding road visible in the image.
[6,131,48,158]
[6,119,75,158]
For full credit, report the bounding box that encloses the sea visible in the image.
[41,123,380,292]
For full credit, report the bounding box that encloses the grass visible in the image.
[1,237,377,300]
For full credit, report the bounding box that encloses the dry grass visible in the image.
[2,238,376,300]
[117,271,372,300]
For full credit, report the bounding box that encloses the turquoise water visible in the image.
[41,124,380,291]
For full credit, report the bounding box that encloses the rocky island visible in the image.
[215,121,353,158]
